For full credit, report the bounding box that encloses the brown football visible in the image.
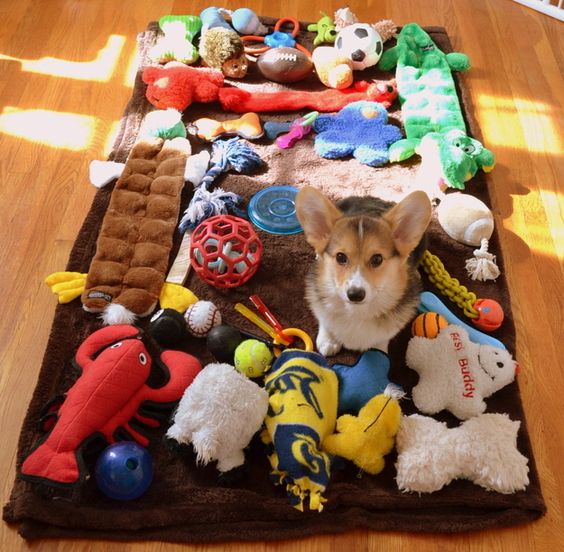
[256,47,313,83]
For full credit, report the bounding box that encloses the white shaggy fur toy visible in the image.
[406,325,518,420]
[166,362,269,472]
[395,413,529,494]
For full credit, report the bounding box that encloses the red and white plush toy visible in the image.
[405,325,518,420]
[20,325,201,487]
[141,63,398,114]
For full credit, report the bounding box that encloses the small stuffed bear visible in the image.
[406,325,518,419]
[142,63,224,111]
[313,100,402,166]
[199,28,248,79]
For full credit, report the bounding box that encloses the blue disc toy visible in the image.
[95,442,153,501]
[248,185,303,235]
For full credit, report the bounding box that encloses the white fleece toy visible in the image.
[406,325,518,420]
[166,362,269,473]
[395,413,529,494]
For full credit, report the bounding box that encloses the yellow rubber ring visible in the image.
[272,327,314,356]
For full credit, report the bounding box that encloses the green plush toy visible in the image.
[149,15,202,65]
[378,23,495,191]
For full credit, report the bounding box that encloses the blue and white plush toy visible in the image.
[313,101,402,166]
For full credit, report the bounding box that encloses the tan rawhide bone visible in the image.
[82,137,191,322]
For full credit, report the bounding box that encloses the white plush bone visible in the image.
[395,413,529,494]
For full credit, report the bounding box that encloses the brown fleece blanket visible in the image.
[3,19,545,542]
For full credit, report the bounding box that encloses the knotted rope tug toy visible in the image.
[420,250,504,332]
[178,137,263,232]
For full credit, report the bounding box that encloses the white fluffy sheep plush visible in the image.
[166,362,269,472]
[406,325,518,420]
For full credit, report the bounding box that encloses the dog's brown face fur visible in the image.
[319,215,409,303]
[296,187,432,307]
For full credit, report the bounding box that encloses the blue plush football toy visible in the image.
[313,101,402,166]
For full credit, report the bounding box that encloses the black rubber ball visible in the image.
[206,325,243,364]
[148,308,188,348]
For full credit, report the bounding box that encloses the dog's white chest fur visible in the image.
[310,292,409,355]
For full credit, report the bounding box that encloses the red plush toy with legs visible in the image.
[20,324,202,487]
[142,63,224,111]
[142,64,398,113]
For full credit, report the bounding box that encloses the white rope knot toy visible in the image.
[395,413,529,494]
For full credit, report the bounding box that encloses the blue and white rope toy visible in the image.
[178,137,263,232]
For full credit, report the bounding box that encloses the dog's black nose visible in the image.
[347,287,366,303]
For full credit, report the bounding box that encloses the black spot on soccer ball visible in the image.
[376,42,383,55]
[336,36,342,49]
[354,28,369,39]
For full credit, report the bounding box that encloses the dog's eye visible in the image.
[336,252,348,265]
[369,254,383,267]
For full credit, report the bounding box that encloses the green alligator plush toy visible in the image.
[378,23,495,191]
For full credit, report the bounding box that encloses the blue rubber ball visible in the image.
[95,442,153,501]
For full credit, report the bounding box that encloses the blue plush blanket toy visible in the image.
[313,100,402,166]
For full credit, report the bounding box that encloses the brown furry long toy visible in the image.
[81,137,190,324]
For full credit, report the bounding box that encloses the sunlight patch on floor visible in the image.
[0,107,96,150]
[0,35,125,81]
[476,95,562,155]
[123,41,141,88]
[103,119,123,158]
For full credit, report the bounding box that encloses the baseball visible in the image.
[184,300,222,337]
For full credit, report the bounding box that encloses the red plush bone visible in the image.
[142,64,224,111]
[218,80,398,113]
[20,324,201,486]
[142,64,398,113]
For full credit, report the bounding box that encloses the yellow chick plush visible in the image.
[322,385,403,475]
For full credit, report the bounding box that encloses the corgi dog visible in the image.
[295,187,432,356]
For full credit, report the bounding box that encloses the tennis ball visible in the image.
[411,312,448,338]
[234,339,273,378]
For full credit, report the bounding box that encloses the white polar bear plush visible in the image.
[405,325,518,420]
[167,362,269,473]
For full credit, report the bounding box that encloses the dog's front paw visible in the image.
[317,328,342,357]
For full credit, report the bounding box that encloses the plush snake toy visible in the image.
[378,23,495,192]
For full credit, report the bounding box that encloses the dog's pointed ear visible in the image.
[296,187,342,253]
[385,191,432,257]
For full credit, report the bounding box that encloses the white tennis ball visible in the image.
[234,339,273,378]
[184,300,222,337]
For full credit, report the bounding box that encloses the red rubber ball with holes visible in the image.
[190,215,263,288]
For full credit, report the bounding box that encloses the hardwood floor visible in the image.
[0,1,562,550]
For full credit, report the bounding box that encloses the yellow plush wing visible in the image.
[159,282,198,312]
[44,271,87,303]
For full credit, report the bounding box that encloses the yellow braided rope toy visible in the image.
[419,250,479,319]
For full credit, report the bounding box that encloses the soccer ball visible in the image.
[335,24,383,71]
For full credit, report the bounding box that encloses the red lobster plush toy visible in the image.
[142,64,398,113]
[20,325,201,487]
